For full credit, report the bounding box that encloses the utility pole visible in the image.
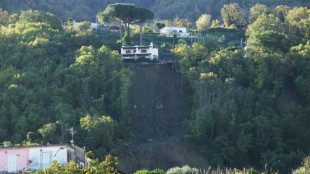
[66,127,76,146]
[96,16,98,32]
[191,32,193,47]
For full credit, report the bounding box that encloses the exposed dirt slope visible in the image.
[118,63,209,173]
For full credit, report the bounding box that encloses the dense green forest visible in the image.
[0,0,309,22]
[172,5,310,173]
[0,10,132,157]
[1,1,310,173]
[0,0,154,21]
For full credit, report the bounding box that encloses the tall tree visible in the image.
[154,22,165,32]
[273,5,290,22]
[249,4,269,23]
[98,3,146,45]
[0,9,9,26]
[174,17,192,28]
[97,4,128,45]
[221,3,241,27]
[133,7,154,45]
[246,14,289,53]
[97,3,137,45]
[196,14,211,31]
[286,7,310,43]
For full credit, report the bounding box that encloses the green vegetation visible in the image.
[0,0,154,21]
[293,156,310,174]
[135,169,165,174]
[32,155,119,174]
[0,10,132,158]
[2,0,309,24]
[166,166,199,174]
[172,5,310,173]
[1,1,310,173]
[37,159,310,174]
[196,14,212,32]
[221,3,244,27]
[97,3,153,45]
[154,22,165,32]
[152,0,309,22]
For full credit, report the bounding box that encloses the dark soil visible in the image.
[118,63,209,173]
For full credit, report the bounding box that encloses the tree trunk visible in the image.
[119,22,123,45]
[124,23,129,33]
[139,25,143,46]
[127,23,130,32]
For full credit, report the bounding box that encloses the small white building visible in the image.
[28,145,85,171]
[160,27,190,37]
[121,42,159,61]
[73,22,99,30]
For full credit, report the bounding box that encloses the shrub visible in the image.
[166,165,199,174]
[135,169,165,174]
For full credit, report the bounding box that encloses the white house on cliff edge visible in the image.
[121,42,159,61]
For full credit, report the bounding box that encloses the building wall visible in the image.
[0,148,29,173]
[29,146,68,171]
[150,48,159,59]
[121,44,158,60]
[73,146,85,163]
[121,48,137,55]
[73,22,99,29]
[161,27,186,34]
[161,27,189,37]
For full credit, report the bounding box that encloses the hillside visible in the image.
[0,0,154,21]
[1,2,310,173]
[1,0,309,22]
[118,63,209,173]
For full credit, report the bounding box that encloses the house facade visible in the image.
[73,22,99,30]
[121,42,159,61]
[0,148,29,173]
[160,27,190,37]
[0,145,85,173]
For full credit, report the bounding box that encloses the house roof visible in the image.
[0,144,83,151]
[163,27,186,29]
[122,46,151,49]
[73,22,99,29]
[122,53,151,56]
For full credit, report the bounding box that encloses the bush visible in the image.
[166,165,199,174]
[293,156,310,174]
[123,31,133,46]
[143,25,154,33]
[247,168,259,174]
[261,151,306,174]
[135,169,165,174]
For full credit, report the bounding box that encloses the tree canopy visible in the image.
[2,2,310,173]
[98,3,154,45]
[1,0,309,23]
[221,3,242,27]
[0,10,132,159]
[172,5,310,173]
[133,7,154,45]
[196,14,211,31]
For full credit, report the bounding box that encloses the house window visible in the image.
[141,50,147,53]
[179,30,183,33]
[8,155,16,173]
[126,50,131,53]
